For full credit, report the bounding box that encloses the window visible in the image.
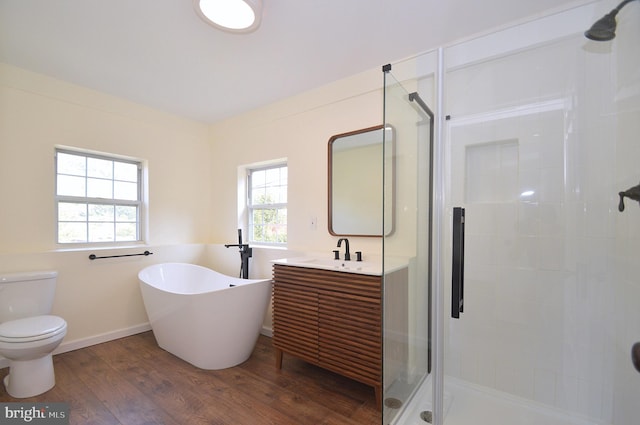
[247,163,287,244]
[55,148,143,244]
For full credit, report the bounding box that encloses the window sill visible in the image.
[52,243,149,253]
[248,244,287,250]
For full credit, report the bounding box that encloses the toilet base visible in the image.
[3,354,55,398]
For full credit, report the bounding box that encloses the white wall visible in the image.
[208,68,388,256]
[207,68,397,332]
[0,63,213,354]
[0,64,213,252]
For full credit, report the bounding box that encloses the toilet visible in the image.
[0,271,67,398]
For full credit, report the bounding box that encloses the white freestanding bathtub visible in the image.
[138,263,271,370]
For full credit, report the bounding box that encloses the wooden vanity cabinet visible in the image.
[272,264,382,409]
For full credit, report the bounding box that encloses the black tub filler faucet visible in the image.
[224,229,252,279]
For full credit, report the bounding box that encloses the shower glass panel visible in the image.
[382,68,433,424]
[439,12,640,425]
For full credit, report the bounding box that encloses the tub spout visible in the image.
[224,243,252,279]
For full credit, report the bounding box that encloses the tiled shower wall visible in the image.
[443,22,638,423]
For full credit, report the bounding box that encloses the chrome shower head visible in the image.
[585,0,638,41]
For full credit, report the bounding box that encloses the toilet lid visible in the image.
[0,315,67,342]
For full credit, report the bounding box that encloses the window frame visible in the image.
[54,147,145,246]
[246,162,288,246]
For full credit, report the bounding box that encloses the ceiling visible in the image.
[0,0,586,123]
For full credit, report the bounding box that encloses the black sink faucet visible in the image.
[337,238,350,261]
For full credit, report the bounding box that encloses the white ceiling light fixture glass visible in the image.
[194,0,263,33]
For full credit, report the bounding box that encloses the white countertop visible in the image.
[271,256,408,276]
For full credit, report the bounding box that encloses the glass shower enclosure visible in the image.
[382,1,640,424]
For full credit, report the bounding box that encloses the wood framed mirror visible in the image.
[328,125,394,236]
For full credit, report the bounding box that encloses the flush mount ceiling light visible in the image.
[194,0,262,33]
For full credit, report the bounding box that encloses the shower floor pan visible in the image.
[394,376,605,425]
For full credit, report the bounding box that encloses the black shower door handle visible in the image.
[452,207,465,319]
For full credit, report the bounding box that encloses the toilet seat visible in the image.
[0,315,67,343]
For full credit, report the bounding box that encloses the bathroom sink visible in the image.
[272,257,382,276]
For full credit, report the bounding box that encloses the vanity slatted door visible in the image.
[272,264,382,409]
[272,278,319,364]
[317,278,381,386]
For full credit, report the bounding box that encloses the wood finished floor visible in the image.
[0,332,379,424]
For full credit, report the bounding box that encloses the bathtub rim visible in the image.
[138,262,271,295]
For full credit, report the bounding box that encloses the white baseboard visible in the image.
[55,323,153,355]
[260,326,273,338]
[0,323,152,370]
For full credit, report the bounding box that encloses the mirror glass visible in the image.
[328,125,394,236]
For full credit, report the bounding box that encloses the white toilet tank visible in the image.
[0,271,58,323]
